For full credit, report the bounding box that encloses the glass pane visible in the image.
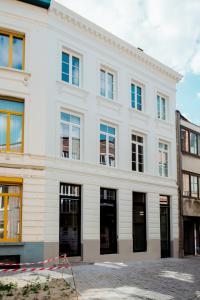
[61,112,70,123]
[190,132,197,154]
[0,196,4,239]
[100,124,107,133]
[157,95,160,119]
[0,185,20,194]
[100,134,106,165]
[62,52,69,63]
[0,34,9,67]
[62,73,69,82]
[10,115,22,152]
[0,113,7,151]
[100,70,106,97]
[61,123,69,158]
[183,174,190,197]
[137,86,142,111]
[161,97,166,120]
[72,60,79,87]
[70,115,80,125]
[0,99,24,113]
[107,73,114,99]
[12,37,23,70]
[138,163,143,172]
[72,126,80,160]
[109,136,115,167]
[181,129,189,152]
[191,176,198,197]
[137,136,143,144]
[62,62,69,75]
[7,196,20,239]
[132,134,137,142]
[108,126,115,135]
[131,84,135,109]
[62,52,69,83]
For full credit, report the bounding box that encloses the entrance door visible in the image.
[160,195,171,258]
[100,188,117,254]
[184,220,195,255]
[59,183,81,257]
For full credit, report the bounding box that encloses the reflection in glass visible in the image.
[0,34,9,67]
[7,197,20,239]
[100,70,106,97]
[10,115,22,152]
[109,136,115,167]
[72,126,80,160]
[61,123,69,158]
[100,134,106,165]
[0,114,7,151]
[12,37,23,70]
[107,73,113,99]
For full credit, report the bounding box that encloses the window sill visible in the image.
[97,95,122,112]
[57,80,89,99]
[128,107,149,119]
[155,118,173,128]
[0,242,25,246]
[0,66,31,86]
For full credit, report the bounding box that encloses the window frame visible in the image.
[0,29,25,70]
[157,93,167,121]
[0,96,24,153]
[158,141,169,177]
[131,81,144,111]
[61,48,82,88]
[0,177,22,243]
[182,171,200,199]
[99,122,116,167]
[60,110,82,161]
[99,66,115,100]
[131,133,145,173]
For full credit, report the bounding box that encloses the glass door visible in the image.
[59,184,81,257]
[160,195,171,258]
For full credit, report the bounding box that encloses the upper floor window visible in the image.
[100,68,114,100]
[159,142,168,177]
[60,112,81,160]
[183,173,200,199]
[181,127,200,156]
[0,98,24,153]
[100,123,116,167]
[131,83,142,111]
[62,51,80,87]
[132,134,144,172]
[157,94,167,120]
[0,30,24,70]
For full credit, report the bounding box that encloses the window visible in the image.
[183,173,190,197]
[182,173,200,199]
[62,51,80,87]
[0,180,22,242]
[181,128,189,152]
[132,134,144,172]
[0,98,24,153]
[0,30,24,70]
[159,142,169,177]
[157,94,167,120]
[100,68,114,100]
[100,123,116,167]
[133,192,147,252]
[60,112,81,160]
[190,132,198,155]
[131,83,142,111]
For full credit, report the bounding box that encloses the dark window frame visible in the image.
[181,126,200,157]
[182,171,200,199]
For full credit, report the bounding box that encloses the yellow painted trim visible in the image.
[6,113,10,152]
[0,177,23,184]
[0,96,24,103]
[0,110,23,116]
[4,196,8,240]
[0,30,25,70]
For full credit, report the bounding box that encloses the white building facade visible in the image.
[0,0,182,263]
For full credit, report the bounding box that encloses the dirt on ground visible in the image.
[0,278,78,300]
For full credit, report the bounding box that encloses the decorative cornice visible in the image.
[50,2,182,82]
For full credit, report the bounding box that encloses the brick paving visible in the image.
[64,257,200,300]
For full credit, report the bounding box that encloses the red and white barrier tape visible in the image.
[0,255,65,267]
[0,265,69,273]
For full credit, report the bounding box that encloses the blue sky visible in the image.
[57,0,200,124]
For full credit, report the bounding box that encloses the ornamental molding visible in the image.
[50,4,182,82]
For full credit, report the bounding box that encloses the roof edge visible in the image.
[51,1,183,82]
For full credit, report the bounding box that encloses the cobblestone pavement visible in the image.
[64,257,200,300]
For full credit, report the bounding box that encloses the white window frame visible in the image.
[131,133,145,173]
[60,111,82,160]
[99,122,116,167]
[159,141,169,177]
[157,93,167,121]
[61,48,82,87]
[100,66,115,100]
[131,81,144,111]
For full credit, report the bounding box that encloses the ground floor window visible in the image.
[132,192,147,252]
[184,218,200,256]
[0,179,22,242]
[160,195,171,258]
[100,188,117,254]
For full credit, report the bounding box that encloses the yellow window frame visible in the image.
[0,29,25,70]
[0,97,24,153]
[0,178,22,243]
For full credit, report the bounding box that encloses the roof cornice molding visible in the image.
[50,2,182,82]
